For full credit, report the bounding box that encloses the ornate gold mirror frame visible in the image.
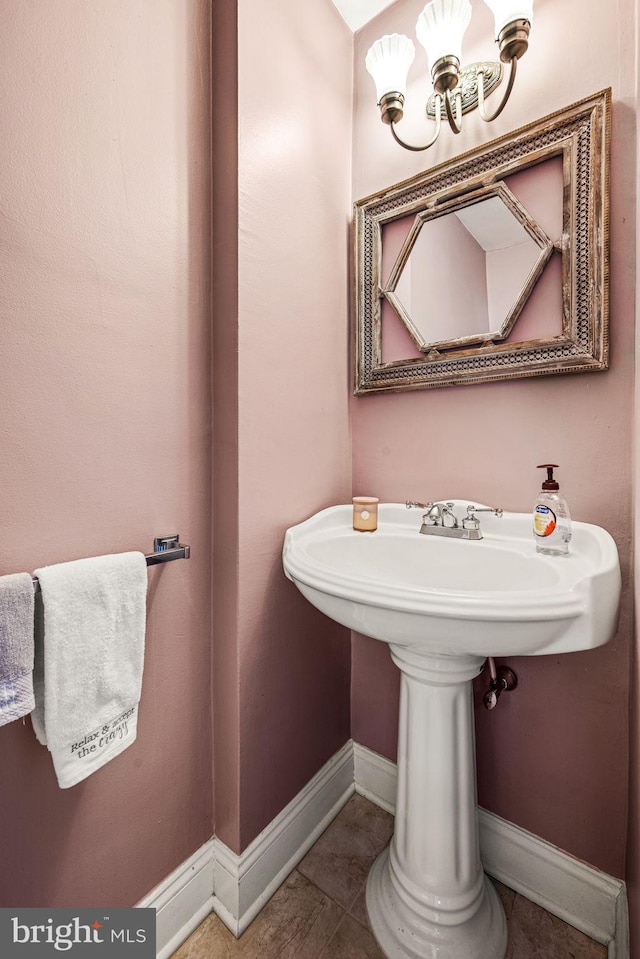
[354,89,610,394]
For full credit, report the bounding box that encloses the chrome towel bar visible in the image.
[29,535,190,587]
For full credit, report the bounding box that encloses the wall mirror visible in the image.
[354,89,610,394]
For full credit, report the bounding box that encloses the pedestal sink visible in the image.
[282,502,620,959]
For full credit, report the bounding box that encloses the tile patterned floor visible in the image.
[171,795,608,959]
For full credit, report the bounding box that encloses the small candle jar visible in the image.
[353,496,379,532]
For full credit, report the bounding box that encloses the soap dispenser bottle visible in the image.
[533,464,572,555]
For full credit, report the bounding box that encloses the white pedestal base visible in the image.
[367,848,506,959]
[366,647,507,959]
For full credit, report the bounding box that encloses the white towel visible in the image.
[31,552,147,788]
[0,572,35,726]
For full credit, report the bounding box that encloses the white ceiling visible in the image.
[330,0,398,32]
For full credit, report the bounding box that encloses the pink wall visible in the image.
[211,0,241,858]
[352,0,635,880]
[0,0,212,906]
[212,0,353,852]
[628,5,640,949]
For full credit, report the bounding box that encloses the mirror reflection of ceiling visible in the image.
[391,195,546,349]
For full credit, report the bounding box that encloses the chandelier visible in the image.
[365,0,534,151]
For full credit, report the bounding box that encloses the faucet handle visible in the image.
[462,511,480,531]
[463,504,503,530]
[466,504,504,518]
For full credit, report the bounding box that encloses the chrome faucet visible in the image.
[406,501,503,540]
[424,502,459,529]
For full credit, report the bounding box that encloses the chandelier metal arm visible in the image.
[477,56,518,122]
[389,95,443,151]
[444,88,463,134]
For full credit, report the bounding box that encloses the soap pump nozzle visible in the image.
[537,463,559,491]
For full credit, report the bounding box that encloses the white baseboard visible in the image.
[138,741,629,959]
[353,741,396,814]
[478,807,627,949]
[354,742,629,958]
[212,739,355,936]
[137,840,215,959]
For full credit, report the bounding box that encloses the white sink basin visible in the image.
[283,501,620,657]
[283,501,621,959]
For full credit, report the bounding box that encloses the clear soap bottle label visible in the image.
[534,504,557,537]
